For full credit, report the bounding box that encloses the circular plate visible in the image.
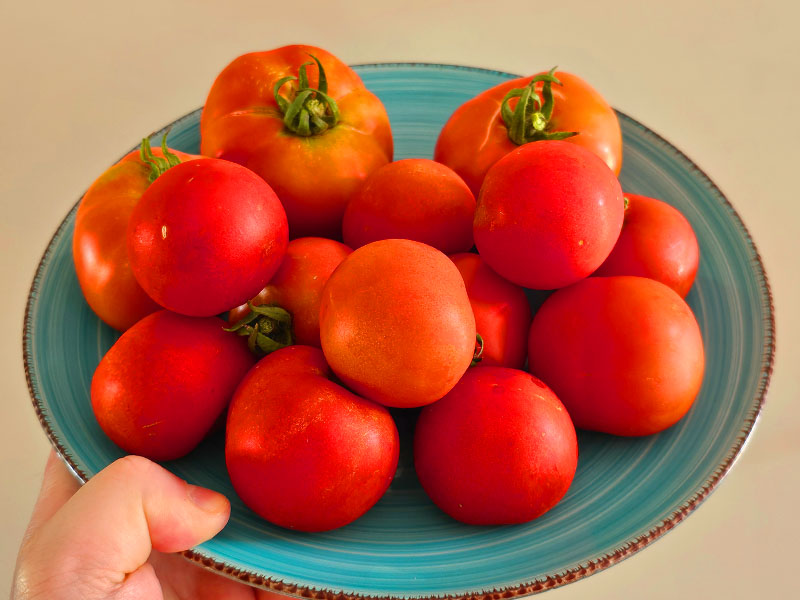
[23,63,774,599]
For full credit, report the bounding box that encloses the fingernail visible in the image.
[187,484,229,514]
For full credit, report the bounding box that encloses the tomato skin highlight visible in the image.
[593,193,700,297]
[228,237,352,347]
[127,158,288,317]
[91,310,256,461]
[414,366,578,525]
[225,345,399,531]
[200,44,393,239]
[449,253,532,369]
[435,71,621,196]
[527,276,705,436]
[319,239,476,408]
[474,140,624,290]
[72,147,201,331]
[342,159,476,254]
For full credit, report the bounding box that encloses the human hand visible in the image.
[12,450,282,599]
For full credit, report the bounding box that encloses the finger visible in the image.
[149,551,258,600]
[25,450,81,536]
[30,455,230,585]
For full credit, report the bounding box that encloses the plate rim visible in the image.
[22,61,776,599]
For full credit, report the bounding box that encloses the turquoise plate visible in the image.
[23,63,774,598]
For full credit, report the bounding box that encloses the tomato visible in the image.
[127,158,288,317]
[435,69,622,196]
[228,237,352,347]
[91,310,255,461]
[527,276,705,436]
[201,45,393,239]
[593,193,700,297]
[474,140,624,289]
[342,159,475,254]
[226,345,399,531]
[72,141,202,331]
[319,239,476,408]
[450,253,532,369]
[414,367,577,525]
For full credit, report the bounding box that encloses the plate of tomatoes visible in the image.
[24,55,773,599]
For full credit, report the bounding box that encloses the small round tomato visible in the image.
[414,366,578,525]
[474,140,624,290]
[72,141,202,331]
[226,345,399,531]
[201,45,393,239]
[593,193,700,297]
[128,158,288,317]
[450,253,532,369]
[342,159,475,254]
[91,310,255,461]
[435,69,621,196]
[319,239,476,408]
[228,237,352,347]
[528,276,705,436]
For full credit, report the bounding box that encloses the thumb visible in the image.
[15,455,229,598]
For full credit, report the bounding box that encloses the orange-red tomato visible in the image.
[201,44,393,239]
[319,239,476,408]
[528,276,705,436]
[228,237,352,347]
[72,145,202,331]
[435,70,621,197]
[342,159,475,254]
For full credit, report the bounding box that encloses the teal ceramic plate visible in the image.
[24,64,774,598]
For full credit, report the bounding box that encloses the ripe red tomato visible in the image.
[342,159,475,254]
[528,276,705,436]
[228,237,352,347]
[319,239,476,408]
[91,310,256,461]
[414,366,578,525]
[474,140,624,289]
[127,158,288,317]
[593,193,700,297]
[435,70,621,196]
[450,253,532,369]
[226,345,399,531]
[72,142,202,331]
[201,45,393,239]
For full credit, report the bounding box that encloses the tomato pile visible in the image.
[74,44,705,532]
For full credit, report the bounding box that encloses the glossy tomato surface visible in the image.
[91,310,255,461]
[226,346,399,532]
[127,158,288,317]
[201,44,393,239]
[528,276,706,436]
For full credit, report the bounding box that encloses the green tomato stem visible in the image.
[273,54,340,137]
[224,303,294,357]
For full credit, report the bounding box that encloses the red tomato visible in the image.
[127,158,288,317]
[435,70,621,196]
[72,143,202,331]
[474,140,624,289]
[91,310,255,461]
[201,45,393,239]
[319,240,476,408]
[528,276,705,436]
[228,237,352,347]
[450,253,532,369]
[414,366,578,525]
[593,193,700,297]
[342,159,475,254]
[226,345,399,531]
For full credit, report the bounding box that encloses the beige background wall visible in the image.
[2,1,798,597]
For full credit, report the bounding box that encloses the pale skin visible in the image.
[12,451,285,600]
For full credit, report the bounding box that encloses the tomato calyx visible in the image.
[470,333,485,367]
[273,55,340,136]
[500,68,578,145]
[224,302,294,356]
[139,132,181,182]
